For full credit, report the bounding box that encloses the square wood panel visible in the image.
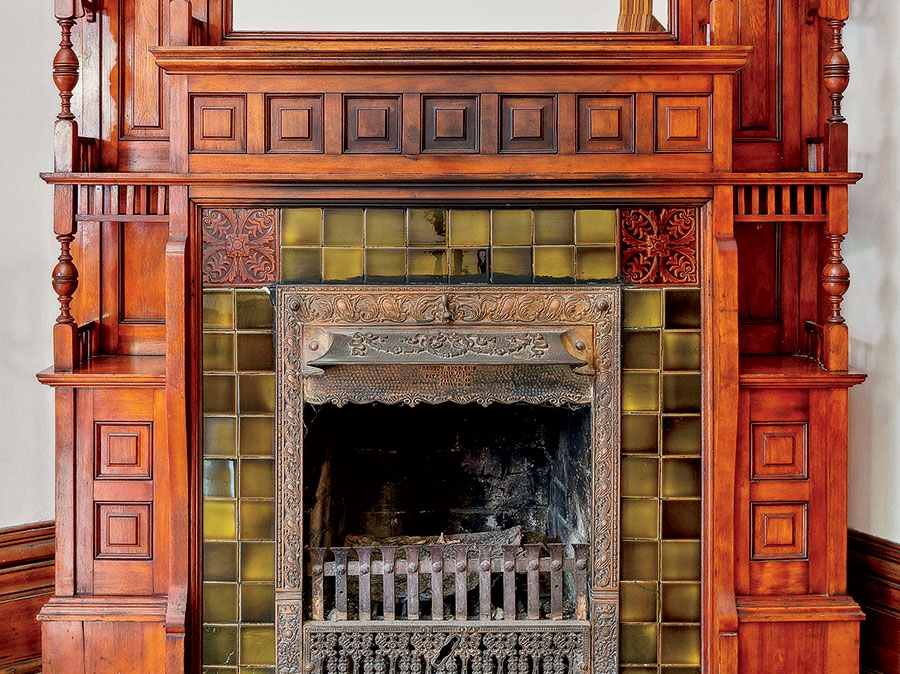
[190,95,247,153]
[422,95,479,153]
[655,95,711,153]
[499,95,557,154]
[344,95,402,154]
[752,503,808,560]
[751,423,808,480]
[95,423,152,480]
[267,95,324,153]
[577,95,635,153]
[95,503,152,560]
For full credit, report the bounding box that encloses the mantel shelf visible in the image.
[36,356,166,388]
[739,355,866,389]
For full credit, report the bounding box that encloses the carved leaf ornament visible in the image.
[620,208,698,285]
[202,208,278,285]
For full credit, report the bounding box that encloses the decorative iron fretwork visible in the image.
[620,208,698,285]
[202,208,278,286]
[277,286,620,673]
[302,623,589,674]
[349,331,550,359]
[591,602,618,674]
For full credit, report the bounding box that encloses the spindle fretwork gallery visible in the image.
[37,0,865,673]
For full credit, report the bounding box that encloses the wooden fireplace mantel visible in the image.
[37,0,864,672]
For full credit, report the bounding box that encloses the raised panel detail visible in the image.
[576,95,635,153]
[96,423,152,480]
[655,95,711,153]
[267,95,325,153]
[752,503,807,560]
[191,95,247,153]
[736,0,782,140]
[751,423,807,481]
[500,96,557,154]
[344,96,402,154]
[95,503,152,560]
[422,95,479,153]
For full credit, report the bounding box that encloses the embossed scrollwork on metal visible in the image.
[620,208,698,285]
[202,208,278,286]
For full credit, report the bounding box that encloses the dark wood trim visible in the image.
[0,521,55,674]
[848,529,900,674]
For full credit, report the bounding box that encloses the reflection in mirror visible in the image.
[231,0,671,33]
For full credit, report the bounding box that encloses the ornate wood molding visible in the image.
[620,207,698,285]
[277,286,620,673]
[201,208,278,286]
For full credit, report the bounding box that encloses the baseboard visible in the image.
[0,521,54,674]
[848,529,900,674]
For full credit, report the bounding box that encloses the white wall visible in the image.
[0,3,897,542]
[844,0,900,543]
[0,5,59,528]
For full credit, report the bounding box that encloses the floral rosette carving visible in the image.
[620,208,698,285]
[202,208,278,285]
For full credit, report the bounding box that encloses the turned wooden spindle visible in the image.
[52,233,79,326]
[823,20,850,124]
[822,234,850,325]
[53,18,79,123]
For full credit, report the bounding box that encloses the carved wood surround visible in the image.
[37,0,866,673]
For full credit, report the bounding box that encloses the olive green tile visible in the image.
[204,459,236,499]
[241,584,275,623]
[534,210,574,244]
[240,625,275,666]
[663,668,701,674]
[619,668,657,674]
[281,248,321,283]
[662,500,701,539]
[660,542,701,581]
[662,373,701,413]
[204,375,236,415]
[203,582,238,624]
[202,668,238,674]
[575,209,617,245]
[204,500,236,540]
[203,541,237,582]
[450,248,489,282]
[491,210,532,245]
[661,583,701,623]
[491,247,532,283]
[203,290,234,330]
[365,209,406,247]
[576,247,617,281]
[235,290,274,330]
[663,332,701,371]
[620,582,658,623]
[534,246,574,280]
[322,248,364,282]
[622,457,659,498]
[661,459,701,499]
[619,622,658,664]
[203,334,235,373]
[240,501,275,541]
[408,209,447,246]
[240,417,274,457]
[240,669,275,674]
[660,625,701,665]
[449,210,490,246]
[239,375,275,415]
[665,289,702,329]
[624,289,662,328]
[365,248,406,281]
[662,417,701,456]
[622,499,659,540]
[622,415,659,454]
[623,372,660,412]
[202,625,237,666]
[622,541,659,582]
[323,209,363,247]
[204,417,236,458]
[236,334,275,373]
[240,459,275,499]
[408,249,447,280]
[624,331,661,370]
[241,542,275,582]
[281,208,322,246]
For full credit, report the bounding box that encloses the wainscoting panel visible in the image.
[0,521,54,674]
[848,530,900,674]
